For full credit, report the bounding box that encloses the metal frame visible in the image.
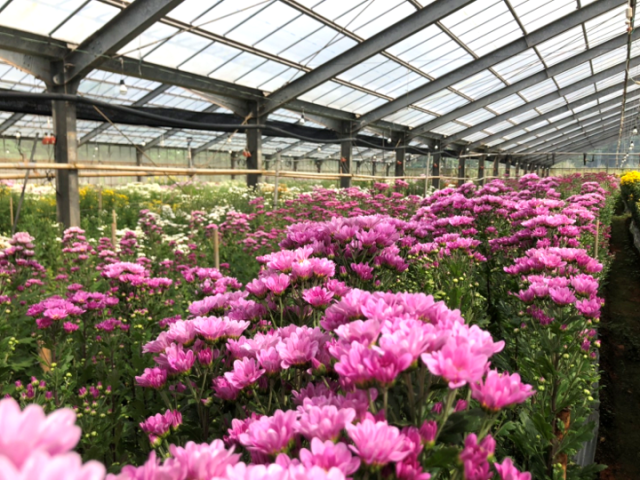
[353,0,624,129]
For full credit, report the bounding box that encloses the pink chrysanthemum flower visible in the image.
[297,405,356,442]
[470,370,535,412]
[346,418,412,467]
[238,410,299,457]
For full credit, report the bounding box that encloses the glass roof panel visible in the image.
[279,27,357,68]
[537,26,586,67]
[509,109,541,124]
[597,87,624,103]
[194,0,274,37]
[584,5,626,48]
[376,73,429,98]
[487,94,526,114]
[595,71,625,91]
[431,122,467,136]
[564,84,596,103]
[592,45,627,74]
[209,52,267,83]
[0,0,87,37]
[536,97,566,114]
[258,68,304,92]
[457,108,496,126]
[554,61,592,88]
[348,2,415,39]
[226,2,301,46]
[519,78,557,101]
[441,0,521,57]
[451,70,505,100]
[180,42,243,76]
[381,109,436,127]
[415,90,469,115]
[482,120,515,135]
[341,95,387,113]
[491,49,544,84]
[118,23,180,59]
[52,0,120,44]
[254,15,324,55]
[143,32,212,69]
[462,131,488,143]
[234,60,290,89]
[573,99,598,114]
[163,0,219,24]
[546,110,573,123]
[510,0,576,33]
[388,25,473,78]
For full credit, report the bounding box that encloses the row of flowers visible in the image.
[0,172,617,480]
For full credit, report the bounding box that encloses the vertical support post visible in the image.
[340,137,352,188]
[212,226,220,270]
[273,152,280,209]
[293,159,298,172]
[457,155,466,186]
[9,195,13,228]
[478,155,485,185]
[505,158,511,178]
[111,209,117,249]
[424,153,431,195]
[514,161,520,179]
[230,152,236,180]
[431,151,440,190]
[395,140,405,177]
[52,81,80,228]
[493,156,499,179]
[372,160,377,177]
[136,149,143,183]
[246,109,262,188]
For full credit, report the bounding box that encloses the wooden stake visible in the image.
[595,218,600,258]
[213,226,220,270]
[554,409,571,480]
[111,209,117,249]
[9,195,13,228]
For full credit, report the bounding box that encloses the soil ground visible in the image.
[597,214,640,479]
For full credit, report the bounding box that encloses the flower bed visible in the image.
[0,173,617,479]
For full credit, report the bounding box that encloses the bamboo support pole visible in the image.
[98,187,102,211]
[212,227,220,270]
[9,195,13,228]
[111,210,117,249]
[595,218,600,258]
[273,152,281,209]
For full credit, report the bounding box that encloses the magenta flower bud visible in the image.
[419,420,437,446]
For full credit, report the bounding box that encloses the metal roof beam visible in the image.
[521,115,622,154]
[407,29,639,140]
[452,57,640,147]
[142,104,221,150]
[0,48,53,84]
[0,25,67,58]
[354,0,623,129]
[503,93,636,152]
[0,112,24,134]
[259,0,474,115]
[193,133,234,156]
[532,123,622,157]
[468,65,640,150]
[0,25,454,145]
[79,84,171,146]
[61,0,186,83]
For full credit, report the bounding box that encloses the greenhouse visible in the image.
[1,0,640,479]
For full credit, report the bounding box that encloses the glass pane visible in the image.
[0,0,86,36]
[52,0,119,44]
